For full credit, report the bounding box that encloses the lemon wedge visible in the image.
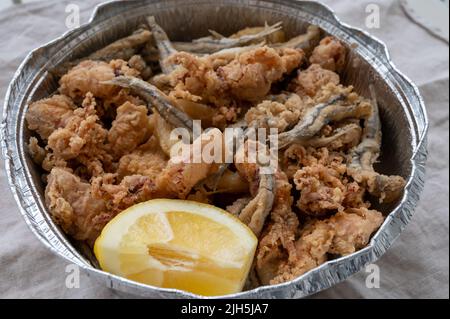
[94,199,257,296]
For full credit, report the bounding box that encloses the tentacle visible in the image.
[238,173,275,236]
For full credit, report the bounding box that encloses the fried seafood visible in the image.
[45,93,111,177]
[28,137,46,165]
[302,122,362,150]
[292,63,340,98]
[26,95,76,140]
[59,60,139,102]
[347,86,406,203]
[106,76,193,130]
[89,28,153,63]
[328,207,384,255]
[45,168,107,244]
[117,136,168,180]
[26,20,406,291]
[52,28,152,76]
[244,93,306,131]
[107,101,150,159]
[272,25,321,53]
[277,91,372,148]
[167,46,304,105]
[310,36,347,73]
[255,170,299,285]
[172,22,283,54]
[146,16,178,74]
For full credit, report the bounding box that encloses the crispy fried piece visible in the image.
[225,139,275,236]
[91,173,156,216]
[226,197,252,216]
[272,25,321,54]
[155,129,221,199]
[281,144,347,178]
[26,95,76,140]
[286,145,368,215]
[106,76,193,131]
[52,28,152,76]
[128,55,153,80]
[239,173,275,236]
[27,137,46,165]
[348,86,406,203]
[59,60,139,102]
[328,207,384,255]
[167,46,304,105]
[294,162,347,216]
[45,94,105,159]
[302,122,362,150]
[211,105,240,129]
[107,101,149,159]
[167,51,227,105]
[45,168,107,244]
[293,63,340,98]
[310,36,346,73]
[206,42,266,69]
[255,170,299,285]
[146,16,178,74]
[173,22,282,54]
[270,219,335,284]
[219,47,303,101]
[245,93,306,131]
[268,207,383,284]
[117,136,168,180]
[46,93,111,177]
[277,92,371,149]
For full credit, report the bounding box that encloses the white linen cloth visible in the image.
[0,0,448,298]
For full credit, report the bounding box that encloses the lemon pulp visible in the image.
[94,199,257,296]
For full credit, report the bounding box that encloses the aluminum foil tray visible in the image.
[1,0,428,298]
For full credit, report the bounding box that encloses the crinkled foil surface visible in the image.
[0,0,428,299]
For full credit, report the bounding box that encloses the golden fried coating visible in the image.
[309,36,346,73]
[167,47,304,105]
[328,207,384,255]
[218,47,303,101]
[270,219,334,284]
[256,170,299,285]
[244,93,306,131]
[107,101,150,159]
[294,162,347,216]
[59,59,139,101]
[155,129,221,199]
[91,173,156,216]
[117,136,168,180]
[27,137,46,165]
[26,95,76,140]
[46,93,111,177]
[45,168,107,244]
[293,63,340,97]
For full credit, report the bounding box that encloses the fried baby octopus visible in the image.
[26,20,406,289]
